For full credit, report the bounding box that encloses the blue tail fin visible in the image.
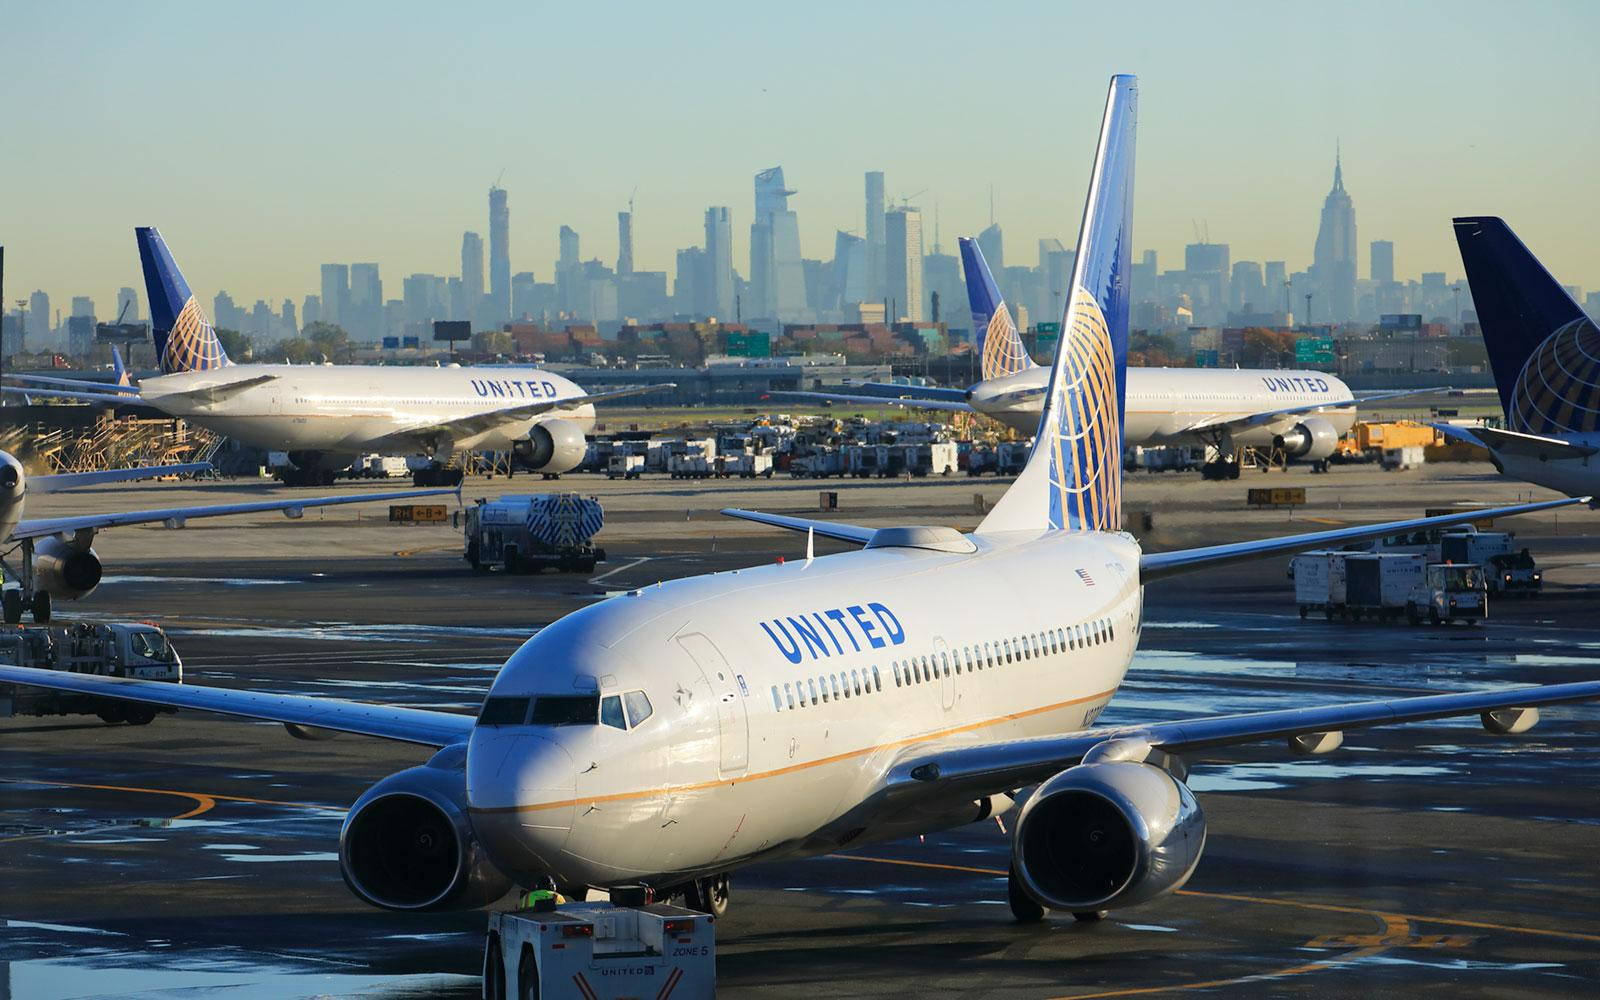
[960,237,1035,381]
[978,74,1135,535]
[110,345,129,386]
[1454,217,1599,435]
[136,227,231,374]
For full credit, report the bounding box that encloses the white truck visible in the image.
[905,441,958,476]
[0,622,181,724]
[606,454,645,480]
[1439,530,1541,596]
[484,896,715,1000]
[1292,551,1487,624]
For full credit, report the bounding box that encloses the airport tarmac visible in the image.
[3,464,1599,998]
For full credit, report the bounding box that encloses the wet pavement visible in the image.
[3,469,1599,997]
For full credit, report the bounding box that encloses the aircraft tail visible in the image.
[960,237,1035,381]
[137,227,231,375]
[1453,217,1598,434]
[110,345,130,386]
[977,74,1135,535]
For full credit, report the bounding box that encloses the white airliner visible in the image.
[0,450,452,623]
[4,230,662,486]
[1435,217,1600,498]
[4,78,1597,944]
[790,235,1399,474]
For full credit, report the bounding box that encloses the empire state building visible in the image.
[1312,152,1357,323]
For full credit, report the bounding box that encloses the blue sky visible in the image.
[5,0,1598,310]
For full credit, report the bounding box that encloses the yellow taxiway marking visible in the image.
[1300,516,1348,526]
[0,777,328,842]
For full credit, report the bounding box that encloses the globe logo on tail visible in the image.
[980,303,1032,381]
[1045,287,1121,533]
[160,296,230,374]
[1510,315,1600,436]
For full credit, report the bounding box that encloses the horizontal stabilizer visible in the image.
[718,508,876,545]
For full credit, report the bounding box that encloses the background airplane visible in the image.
[0,449,452,623]
[4,229,664,486]
[1436,216,1600,499]
[2,77,1596,934]
[787,237,1436,476]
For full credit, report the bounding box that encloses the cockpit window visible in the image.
[530,695,601,726]
[624,690,653,727]
[478,696,531,726]
[600,695,626,730]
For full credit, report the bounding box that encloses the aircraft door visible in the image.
[676,632,749,777]
[933,636,955,711]
[265,382,282,416]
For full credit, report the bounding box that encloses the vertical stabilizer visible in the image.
[977,75,1136,535]
[1454,217,1597,434]
[136,227,231,374]
[960,237,1035,380]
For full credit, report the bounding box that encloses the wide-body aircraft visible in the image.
[790,236,1397,475]
[0,450,452,622]
[4,79,1597,951]
[4,230,661,486]
[1435,216,1600,498]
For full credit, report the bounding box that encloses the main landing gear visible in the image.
[280,465,338,487]
[412,463,465,488]
[2,540,53,623]
[682,873,731,917]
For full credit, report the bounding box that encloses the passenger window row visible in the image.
[771,665,884,711]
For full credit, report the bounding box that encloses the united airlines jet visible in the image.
[5,231,662,486]
[1435,217,1600,499]
[3,78,1597,936]
[0,451,451,623]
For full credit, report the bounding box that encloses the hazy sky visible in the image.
[5,0,1599,312]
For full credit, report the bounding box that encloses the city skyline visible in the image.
[5,1,1599,309]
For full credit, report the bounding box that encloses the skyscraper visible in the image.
[886,207,924,323]
[617,211,634,277]
[749,167,805,320]
[977,222,1004,275]
[115,286,139,323]
[1312,151,1357,323]
[461,232,484,323]
[831,231,868,310]
[559,225,580,271]
[349,263,382,340]
[557,225,581,315]
[320,264,349,328]
[27,290,49,345]
[864,171,885,302]
[488,185,511,322]
[675,247,706,316]
[704,207,734,320]
[1370,240,1394,285]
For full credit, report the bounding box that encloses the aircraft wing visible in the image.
[4,372,141,394]
[31,463,211,493]
[2,384,149,406]
[0,663,472,747]
[12,486,457,541]
[877,680,1600,809]
[719,508,876,545]
[1139,495,1586,581]
[1177,397,1359,434]
[1436,423,1599,460]
[828,381,971,404]
[392,384,668,451]
[1354,386,1450,403]
[772,390,975,414]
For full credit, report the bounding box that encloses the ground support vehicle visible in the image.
[465,494,605,574]
[0,622,180,724]
[1292,551,1487,624]
[484,898,714,1000]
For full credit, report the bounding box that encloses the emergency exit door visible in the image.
[677,633,749,776]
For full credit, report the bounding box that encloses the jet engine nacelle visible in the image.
[518,418,587,473]
[339,744,513,911]
[1011,760,1205,912]
[0,452,25,541]
[1273,416,1339,461]
[34,536,104,601]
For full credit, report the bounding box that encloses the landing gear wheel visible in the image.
[517,945,539,1000]
[2,590,21,625]
[1072,910,1109,923]
[96,703,126,725]
[1007,863,1046,924]
[125,705,157,726]
[31,591,51,623]
[684,874,730,917]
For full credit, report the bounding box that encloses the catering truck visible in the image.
[1292,551,1487,624]
[0,622,181,724]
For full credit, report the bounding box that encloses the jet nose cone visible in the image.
[467,730,576,879]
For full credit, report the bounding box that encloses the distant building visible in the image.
[115,286,139,323]
[66,315,95,356]
[349,263,382,341]
[977,222,1004,275]
[617,211,634,277]
[1230,260,1265,312]
[749,167,805,321]
[71,296,94,319]
[864,171,886,301]
[488,185,511,322]
[320,264,349,328]
[302,294,321,328]
[27,290,50,345]
[674,246,706,317]
[1585,291,1600,321]
[557,225,581,314]
[886,207,924,323]
[1312,151,1358,323]
[704,207,734,321]
[461,231,484,324]
[831,231,868,312]
[1370,239,1394,285]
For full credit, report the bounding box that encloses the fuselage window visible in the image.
[941,652,950,676]
[809,678,819,703]
[1003,639,1013,664]
[922,655,932,681]
[820,677,830,703]
[832,674,842,700]
[1057,627,1066,649]
[601,695,627,730]
[784,682,796,709]
[986,642,995,668]
[872,665,882,691]
[771,685,783,711]
[912,660,923,684]
[851,669,862,696]
[894,662,903,687]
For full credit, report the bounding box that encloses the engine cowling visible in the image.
[34,537,103,601]
[340,744,513,911]
[519,419,587,473]
[1012,760,1205,912]
[1273,416,1339,461]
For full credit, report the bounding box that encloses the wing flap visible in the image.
[0,664,472,747]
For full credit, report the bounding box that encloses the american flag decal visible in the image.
[1076,568,1095,586]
